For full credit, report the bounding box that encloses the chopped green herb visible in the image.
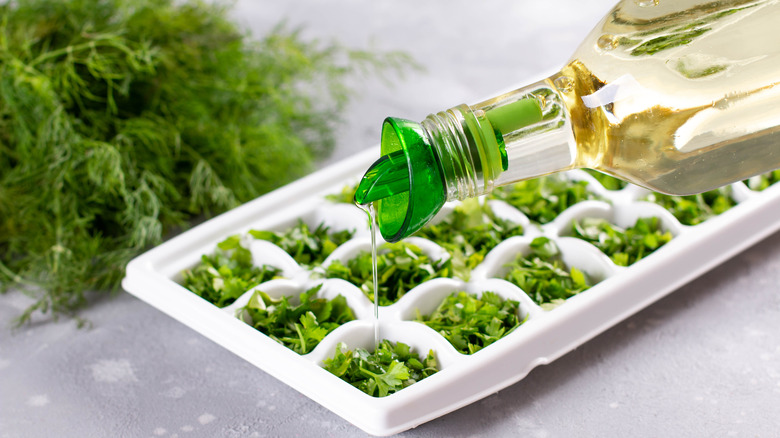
[240,284,355,355]
[323,340,438,397]
[644,188,735,226]
[249,221,354,267]
[571,217,673,266]
[502,237,592,307]
[488,176,599,224]
[585,169,628,190]
[416,291,523,354]
[182,235,281,307]
[322,242,449,306]
[744,170,780,191]
[325,184,358,204]
[416,199,524,279]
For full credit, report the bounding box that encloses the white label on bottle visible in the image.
[581,74,646,109]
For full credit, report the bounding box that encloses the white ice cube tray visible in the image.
[122,147,780,436]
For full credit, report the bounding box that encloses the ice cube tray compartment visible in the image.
[123,147,780,436]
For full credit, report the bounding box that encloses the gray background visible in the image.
[3,1,780,437]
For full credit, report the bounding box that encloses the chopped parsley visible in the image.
[744,170,780,191]
[323,340,438,397]
[570,217,673,266]
[325,184,358,204]
[585,169,629,190]
[182,235,281,307]
[416,291,524,354]
[416,199,524,278]
[488,175,600,224]
[502,237,591,308]
[323,242,450,306]
[249,221,354,267]
[240,284,355,354]
[644,188,735,226]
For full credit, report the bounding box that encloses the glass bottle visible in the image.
[355,0,780,242]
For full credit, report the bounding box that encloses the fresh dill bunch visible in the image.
[0,0,415,325]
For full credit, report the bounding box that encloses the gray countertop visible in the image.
[3,1,780,437]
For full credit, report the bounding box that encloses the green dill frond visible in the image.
[0,0,413,325]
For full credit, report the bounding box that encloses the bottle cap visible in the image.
[354,117,446,242]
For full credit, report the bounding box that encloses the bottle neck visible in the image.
[421,104,497,202]
[420,78,577,202]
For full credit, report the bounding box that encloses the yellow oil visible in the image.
[554,0,780,194]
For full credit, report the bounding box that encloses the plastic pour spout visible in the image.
[355,98,543,243]
[354,117,446,243]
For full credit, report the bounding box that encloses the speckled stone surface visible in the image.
[2,1,780,437]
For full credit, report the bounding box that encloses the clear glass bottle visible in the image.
[355,0,780,242]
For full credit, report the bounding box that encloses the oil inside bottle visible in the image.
[467,0,780,195]
[558,0,780,194]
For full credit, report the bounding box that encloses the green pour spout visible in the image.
[354,117,446,243]
[355,98,542,242]
[353,149,409,205]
